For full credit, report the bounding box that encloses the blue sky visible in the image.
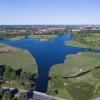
[0,0,100,25]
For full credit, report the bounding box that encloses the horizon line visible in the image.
[0,24,100,26]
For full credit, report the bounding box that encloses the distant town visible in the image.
[0,25,100,35]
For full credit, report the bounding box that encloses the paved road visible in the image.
[2,87,66,100]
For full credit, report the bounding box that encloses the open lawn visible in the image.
[0,43,37,74]
[49,52,100,77]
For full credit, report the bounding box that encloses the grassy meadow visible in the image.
[0,43,37,74]
[29,35,57,41]
[48,52,100,100]
[66,34,100,50]
[49,52,100,77]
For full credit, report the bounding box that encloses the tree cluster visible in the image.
[0,89,27,100]
[0,65,36,91]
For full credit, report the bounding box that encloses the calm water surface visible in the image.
[0,34,100,92]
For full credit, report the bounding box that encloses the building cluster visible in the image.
[0,25,100,34]
[0,28,32,34]
[0,26,66,34]
[37,27,65,34]
[71,26,100,32]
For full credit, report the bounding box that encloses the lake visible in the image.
[0,34,100,92]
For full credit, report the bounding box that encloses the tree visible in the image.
[0,92,3,100]
[0,65,5,80]
[92,69,100,96]
[3,66,12,81]
[17,93,27,100]
[20,72,27,82]
[24,80,35,91]
[48,75,65,96]
[67,81,95,100]
[10,70,16,80]
[1,90,12,100]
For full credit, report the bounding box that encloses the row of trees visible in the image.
[0,29,67,39]
[0,32,30,39]
[0,65,36,91]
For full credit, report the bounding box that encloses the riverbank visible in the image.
[48,52,100,99]
[50,52,100,77]
[66,33,100,50]
[66,40,100,50]
[8,36,25,40]
[7,35,58,41]
[0,43,38,74]
[29,35,57,41]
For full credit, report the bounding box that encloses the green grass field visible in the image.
[8,36,25,40]
[0,43,37,74]
[0,43,7,48]
[49,52,100,77]
[1,83,24,89]
[7,35,57,41]
[66,40,100,50]
[29,35,57,41]
[48,52,100,99]
[66,34,100,50]
[66,40,90,48]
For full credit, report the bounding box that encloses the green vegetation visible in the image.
[0,30,60,41]
[50,52,100,77]
[1,83,24,89]
[0,44,37,74]
[0,43,7,48]
[29,35,57,41]
[0,65,36,99]
[48,76,73,99]
[48,75,98,100]
[66,36,100,50]
[48,52,100,99]
[67,30,100,50]
[1,90,12,100]
[67,81,95,100]
[8,36,25,40]
[17,93,27,100]
[66,40,93,49]
[48,31,100,99]
[2,34,58,41]
[0,65,36,90]
[0,89,28,100]
[0,31,30,40]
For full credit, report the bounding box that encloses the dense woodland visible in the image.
[0,65,37,100]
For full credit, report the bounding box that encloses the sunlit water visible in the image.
[0,34,100,92]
